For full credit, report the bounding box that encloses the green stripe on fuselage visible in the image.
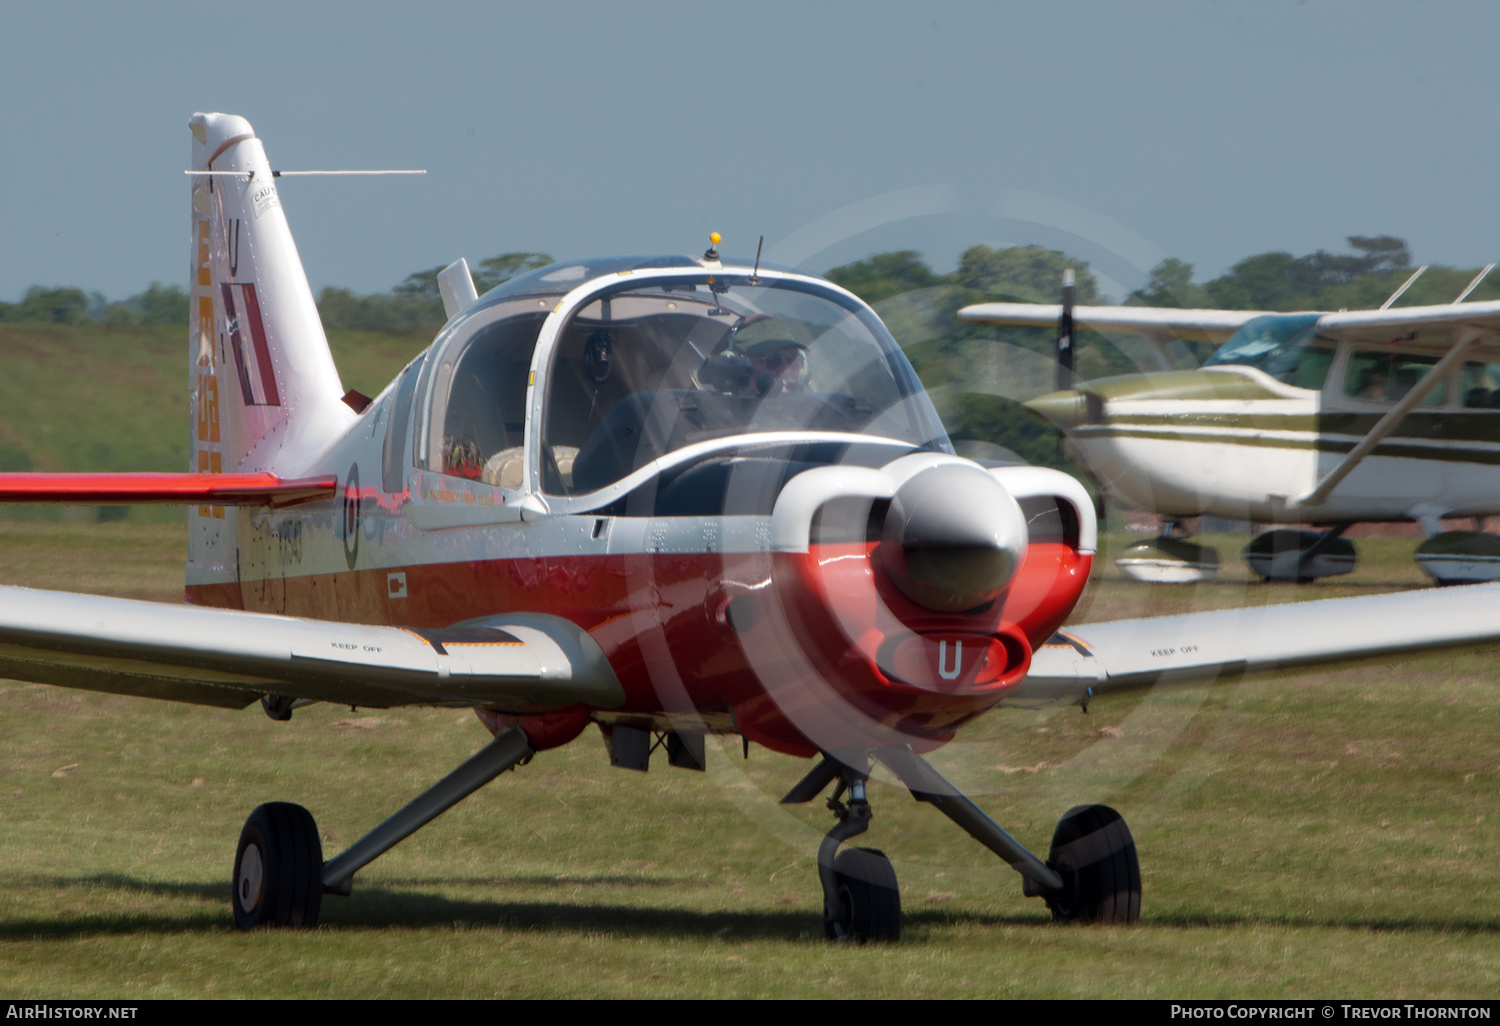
[1103,410,1500,443]
[1076,423,1500,465]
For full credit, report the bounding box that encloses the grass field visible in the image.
[1,523,1497,997]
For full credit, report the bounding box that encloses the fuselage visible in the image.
[185,258,1096,757]
[1028,313,1500,525]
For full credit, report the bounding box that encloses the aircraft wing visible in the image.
[958,298,1500,349]
[1314,298,1500,342]
[0,585,623,711]
[1015,583,1500,704]
[955,303,1265,343]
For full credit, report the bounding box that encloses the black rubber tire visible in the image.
[232,802,323,930]
[824,847,901,943]
[1043,804,1140,925]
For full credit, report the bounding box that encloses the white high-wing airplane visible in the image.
[960,276,1500,584]
[2,113,1499,941]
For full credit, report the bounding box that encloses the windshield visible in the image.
[1203,313,1333,389]
[541,275,947,494]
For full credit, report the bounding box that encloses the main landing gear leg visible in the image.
[781,753,901,943]
[873,746,1140,924]
[231,727,535,930]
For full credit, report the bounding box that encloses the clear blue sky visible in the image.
[2,1,1496,304]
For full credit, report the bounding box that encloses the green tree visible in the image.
[473,252,552,294]
[2,287,89,324]
[951,245,1100,304]
[138,283,189,326]
[1128,258,1211,308]
[825,251,939,304]
[1204,251,1305,310]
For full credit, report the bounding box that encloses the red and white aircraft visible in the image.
[1,112,1497,940]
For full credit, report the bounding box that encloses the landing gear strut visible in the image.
[781,747,1141,936]
[784,754,900,942]
[230,727,534,929]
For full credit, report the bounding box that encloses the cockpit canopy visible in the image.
[1202,313,1332,389]
[416,266,948,499]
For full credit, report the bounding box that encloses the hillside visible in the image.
[0,323,429,521]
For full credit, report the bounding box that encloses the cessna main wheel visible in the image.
[232,802,324,930]
[824,847,901,943]
[1043,804,1140,925]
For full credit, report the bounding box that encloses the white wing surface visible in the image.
[1016,583,1500,704]
[955,303,1265,343]
[1315,299,1500,342]
[0,585,622,711]
[957,299,1500,347]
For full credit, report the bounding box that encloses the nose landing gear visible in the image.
[817,770,900,942]
[784,747,1141,938]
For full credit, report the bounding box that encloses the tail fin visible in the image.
[187,113,352,590]
[188,112,350,480]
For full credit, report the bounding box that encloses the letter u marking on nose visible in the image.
[938,640,963,680]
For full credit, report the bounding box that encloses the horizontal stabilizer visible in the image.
[0,472,337,507]
[0,585,624,711]
[1017,583,1500,703]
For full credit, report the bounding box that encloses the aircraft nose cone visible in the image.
[1024,389,1096,431]
[878,464,1029,612]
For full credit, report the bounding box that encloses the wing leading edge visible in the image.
[1017,583,1500,704]
[956,299,1500,348]
[0,585,623,712]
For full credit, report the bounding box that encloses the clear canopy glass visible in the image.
[420,272,949,495]
[1203,313,1333,389]
[540,275,947,494]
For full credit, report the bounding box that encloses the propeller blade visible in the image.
[1057,268,1075,392]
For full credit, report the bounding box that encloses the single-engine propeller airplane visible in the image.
[3,113,1500,941]
[960,269,1500,585]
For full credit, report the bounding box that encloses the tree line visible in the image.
[8,236,1494,336]
[0,252,553,332]
[5,235,1490,481]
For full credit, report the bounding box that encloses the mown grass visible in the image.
[0,523,1497,997]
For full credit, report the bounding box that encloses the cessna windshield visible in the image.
[422,270,949,497]
[1202,313,1334,390]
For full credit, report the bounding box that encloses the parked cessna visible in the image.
[960,270,1500,584]
[3,114,1500,941]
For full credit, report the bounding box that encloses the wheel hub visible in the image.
[238,842,264,913]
